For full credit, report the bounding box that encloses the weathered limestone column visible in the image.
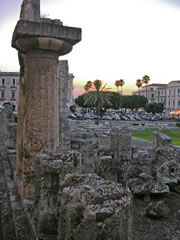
[58,60,71,151]
[12,0,81,198]
[16,53,25,178]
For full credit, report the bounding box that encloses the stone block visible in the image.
[58,173,132,240]
[153,131,172,148]
[95,156,124,184]
[33,151,81,234]
[110,127,132,161]
[156,160,180,184]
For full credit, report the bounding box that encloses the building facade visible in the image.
[133,81,180,115]
[0,72,20,110]
[133,84,167,103]
[0,64,74,112]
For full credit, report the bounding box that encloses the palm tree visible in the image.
[115,79,125,94]
[119,79,125,95]
[83,79,111,124]
[136,79,143,95]
[84,80,92,92]
[142,75,150,99]
[115,80,121,92]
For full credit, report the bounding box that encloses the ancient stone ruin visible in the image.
[0,1,132,240]
[0,0,180,240]
[1,104,180,239]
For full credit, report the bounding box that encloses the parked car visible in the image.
[126,115,135,120]
[121,115,129,120]
[68,113,76,119]
[102,115,113,120]
[83,113,94,119]
[113,113,121,120]
[134,116,142,121]
[75,113,83,119]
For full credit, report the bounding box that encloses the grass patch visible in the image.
[131,128,180,146]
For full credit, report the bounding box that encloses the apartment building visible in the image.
[133,81,180,115]
[0,72,20,111]
[133,84,167,103]
[0,65,74,112]
[157,81,180,113]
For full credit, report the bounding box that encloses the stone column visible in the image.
[17,39,62,198]
[12,17,81,198]
[58,60,71,151]
[23,49,59,154]
[16,53,25,179]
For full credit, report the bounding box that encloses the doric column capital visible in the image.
[12,20,81,56]
[15,37,73,56]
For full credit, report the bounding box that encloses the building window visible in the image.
[173,100,175,107]
[2,79,5,87]
[1,91,5,99]
[178,100,180,107]
[150,88,153,91]
[151,93,154,99]
[178,88,180,96]
[11,91,15,99]
[13,79,15,87]
[174,89,176,96]
[169,89,171,96]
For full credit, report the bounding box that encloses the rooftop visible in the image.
[0,72,20,77]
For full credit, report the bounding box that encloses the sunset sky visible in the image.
[1,0,180,97]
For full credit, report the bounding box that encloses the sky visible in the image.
[1,0,180,97]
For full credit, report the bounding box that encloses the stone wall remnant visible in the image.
[153,131,172,149]
[110,127,132,161]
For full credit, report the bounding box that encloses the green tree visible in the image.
[146,102,164,114]
[156,102,164,113]
[121,95,148,111]
[83,79,111,124]
[146,103,156,114]
[105,92,122,110]
[75,94,87,107]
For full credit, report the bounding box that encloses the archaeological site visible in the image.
[0,0,180,239]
